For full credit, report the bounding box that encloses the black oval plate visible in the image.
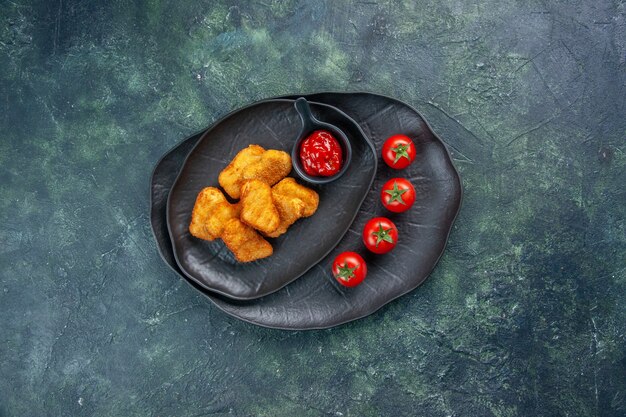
[166,99,377,300]
[151,92,462,330]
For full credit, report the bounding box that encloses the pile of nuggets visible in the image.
[189,145,319,262]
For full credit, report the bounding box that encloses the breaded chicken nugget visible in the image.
[240,180,280,234]
[189,187,229,241]
[221,219,273,262]
[271,177,319,217]
[264,197,306,238]
[219,146,291,199]
[218,145,265,199]
[204,201,241,239]
[241,149,292,187]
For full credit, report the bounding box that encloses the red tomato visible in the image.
[363,217,398,254]
[382,134,416,169]
[381,178,415,213]
[332,252,367,287]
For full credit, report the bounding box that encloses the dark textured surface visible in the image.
[167,99,378,300]
[1,1,625,416]
[154,93,461,329]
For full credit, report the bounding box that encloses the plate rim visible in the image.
[164,98,379,301]
[149,91,463,330]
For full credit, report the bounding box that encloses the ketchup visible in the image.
[299,130,343,177]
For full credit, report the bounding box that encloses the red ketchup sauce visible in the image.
[299,130,343,177]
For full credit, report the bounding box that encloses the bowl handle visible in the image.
[294,97,319,133]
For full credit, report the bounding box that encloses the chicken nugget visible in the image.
[189,187,229,241]
[241,149,292,187]
[272,177,319,217]
[218,144,265,199]
[264,197,306,238]
[203,201,241,239]
[221,219,273,262]
[240,180,280,234]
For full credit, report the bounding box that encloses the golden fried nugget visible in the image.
[218,144,265,199]
[272,177,319,217]
[203,201,241,239]
[221,219,273,262]
[241,149,292,187]
[264,197,306,238]
[240,180,281,235]
[189,187,229,241]
[219,146,291,199]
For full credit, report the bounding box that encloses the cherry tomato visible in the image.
[332,252,367,287]
[363,217,398,254]
[382,134,416,169]
[381,178,415,213]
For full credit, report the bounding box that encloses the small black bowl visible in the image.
[291,97,352,185]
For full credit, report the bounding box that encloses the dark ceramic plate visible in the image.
[151,92,462,330]
[166,99,377,300]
